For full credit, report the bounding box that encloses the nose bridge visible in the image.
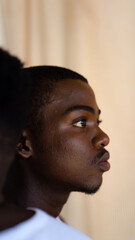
[92,128,110,149]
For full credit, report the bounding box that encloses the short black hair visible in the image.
[0,48,31,145]
[23,66,88,134]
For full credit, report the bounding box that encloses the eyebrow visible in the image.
[66,105,101,115]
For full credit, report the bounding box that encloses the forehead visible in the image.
[44,79,99,116]
[55,79,97,107]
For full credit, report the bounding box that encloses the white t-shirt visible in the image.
[0,208,92,240]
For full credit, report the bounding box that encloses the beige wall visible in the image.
[0,0,135,239]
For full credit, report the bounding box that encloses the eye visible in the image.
[73,118,86,128]
[97,119,102,126]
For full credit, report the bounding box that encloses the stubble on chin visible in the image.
[74,182,102,195]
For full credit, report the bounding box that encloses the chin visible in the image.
[79,184,102,195]
[74,177,103,195]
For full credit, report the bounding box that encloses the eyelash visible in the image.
[72,118,102,128]
[97,119,102,126]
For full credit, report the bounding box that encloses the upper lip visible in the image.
[96,149,110,164]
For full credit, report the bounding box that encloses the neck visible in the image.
[4,161,70,218]
[20,180,70,217]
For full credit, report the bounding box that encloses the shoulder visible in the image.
[0,208,93,240]
[33,208,93,240]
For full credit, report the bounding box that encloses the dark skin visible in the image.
[0,48,35,231]
[0,138,34,231]
[14,79,110,217]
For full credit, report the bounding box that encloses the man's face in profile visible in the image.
[30,79,110,194]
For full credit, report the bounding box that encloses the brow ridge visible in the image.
[66,105,101,115]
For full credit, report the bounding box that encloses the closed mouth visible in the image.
[95,149,110,171]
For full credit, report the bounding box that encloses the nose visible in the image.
[92,130,110,149]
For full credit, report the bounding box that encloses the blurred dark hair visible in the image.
[0,48,31,143]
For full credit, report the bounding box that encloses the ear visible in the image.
[16,130,33,159]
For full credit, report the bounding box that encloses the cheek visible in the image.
[54,134,95,169]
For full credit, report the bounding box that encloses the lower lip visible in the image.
[98,161,111,171]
